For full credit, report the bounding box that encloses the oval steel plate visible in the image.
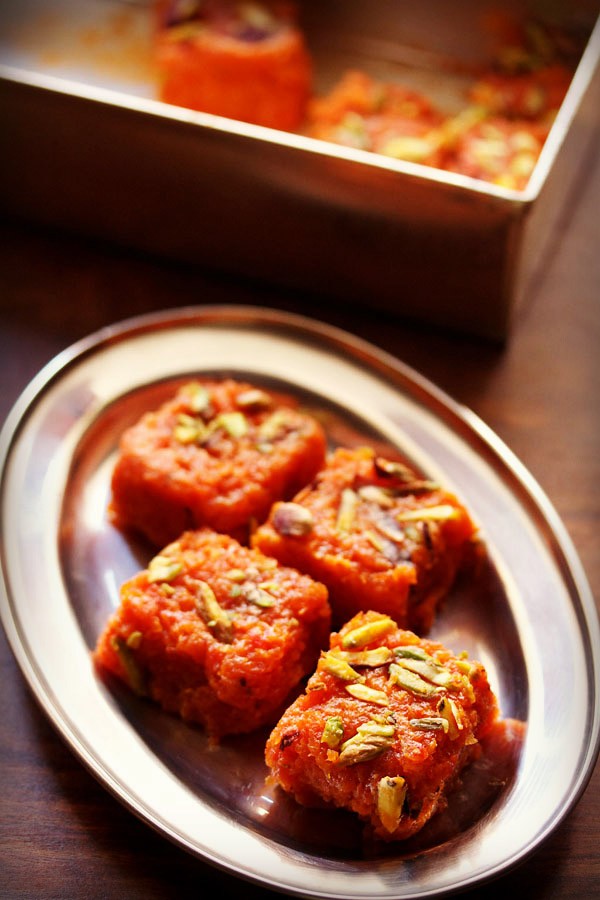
[0,306,598,899]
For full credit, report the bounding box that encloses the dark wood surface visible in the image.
[1,148,599,899]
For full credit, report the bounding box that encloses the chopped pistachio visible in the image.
[365,529,386,552]
[257,580,280,594]
[319,651,364,683]
[214,411,248,439]
[336,488,358,534]
[331,646,393,667]
[409,716,449,732]
[395,656,455,688]
[373,457,416,481]
[229,584,243,598]
[377,776,407,833]
[395,645,431,662]
[236,388,272,411]
[243,584,275,608]
[147,554,184,584]
[226,568,247,583]
[126,631,143,650]
[396,505,459,523]
[341,616,395,649]
[159,583,175,596]
[321,716,344,749]
[272,503,314,537]
[173,413,206,445]
[194,580,233,643]
[337,714,396,766]
[437,696,463,740]
[187,383,211,415]
[259,410,292,442]
[111,635,147,696]
[358,485,395,508]
[388,662,441,697]
[345,683,389,705]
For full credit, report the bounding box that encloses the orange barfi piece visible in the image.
[252,446,476,632]
[155,0,312,131]
[265,611,499,841]
[110,379,326,547]
[94,529,331,740]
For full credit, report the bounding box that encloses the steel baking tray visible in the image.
[0,306,598,898]
[0,1,599,339]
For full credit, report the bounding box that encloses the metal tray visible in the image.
[1,1,599,339]
[0,306,598,898]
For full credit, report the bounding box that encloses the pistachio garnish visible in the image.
[147,554,184,583]
[394,656,455,688]
[194,580,233,643]
[126,631,143,650]
[345,683,389,705]
[341,616,395,649]
[319,651,364,683]
[377,776,407,833]
[396,504,459,523]
[321,716,344,749]
[225,568,247,583]
[337,714,396,766]
[243,584,275,608]
[358,485,395,508]
[388,662,441,697]
[374,457,416,481]
[336,488,358,534]
[330,646,393,667]
[259,410,292,442]
[395,645,430,661]
[437,696,463,739]
[186,383,212,415]
[409,716,449,732]
[111,635,147,696]
[365,530,386,552]
[173,413,206,445]
[236,388,272,410]
[272,503,314,537]
[213,411,248,439]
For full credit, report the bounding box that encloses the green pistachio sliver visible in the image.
[358,486,395,509]
[396,504,459,523]
[111,635,147,696]
[236,388,272,411]
[410,716,449,732]
[319,652,364,683]
[259,410,291,442]
[365,529,386,552]
[147,554,184,583]
[388,662,441,697]
[377,776,407,833]
[229,584,243,598]
[244,584,275,608]
[437,696,463,740]
[195,580,233,643]
[331,647,393,667]
[173,413,206,444]
[336,488,358,534]
[187,383,211,414]
[321,716,344,749]
[226,568,247,583]
[341,616,395,649]
[394,645,431,662]
[395,656,455,688]
[345,683,389,705]
[337,714,396,766]
[126,631,143,650]
[214,411,248,439]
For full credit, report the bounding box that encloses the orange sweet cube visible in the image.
[252,446,476,632]
[94,529,331,740]
[110,379,327,547]
[265,610,499,841]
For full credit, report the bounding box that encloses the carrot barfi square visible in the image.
[94,529,331,740]
[110,379,327,548]
[265,611,499,841]
[252,446,476,633]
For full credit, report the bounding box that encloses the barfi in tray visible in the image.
[109,379,326,547]
[265,610,499,841]
[94,529,331,740]
[252,446,476,632]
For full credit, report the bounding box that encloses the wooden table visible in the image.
[1,149,599,898]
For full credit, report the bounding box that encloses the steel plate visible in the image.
[0,306,598,898]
